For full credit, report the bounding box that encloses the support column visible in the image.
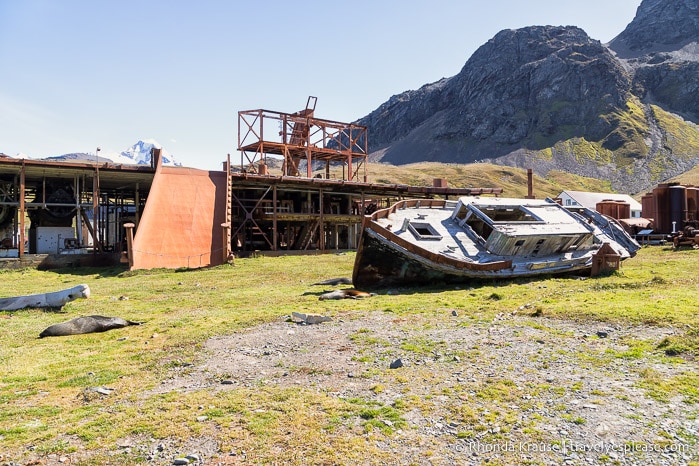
[75,175,82,246]
[92,167,101,252]
[221,222,230,264]
[272,185,278,251]
[319,188,325,251]
[123,223,135,269]
[19,162,25,258]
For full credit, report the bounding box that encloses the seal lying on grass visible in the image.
[39,315,142,338]
[0,284,90,311]
[318,289,376,300]
[312,277,352,286]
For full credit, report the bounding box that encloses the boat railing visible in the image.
[368,198,449,222]
[363,198,512,272]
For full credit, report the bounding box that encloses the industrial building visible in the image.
[0,99,500,270]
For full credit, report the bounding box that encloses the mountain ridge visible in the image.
[358,0,699,195]
[39,139,181,167]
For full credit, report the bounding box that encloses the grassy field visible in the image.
[1,246,698,464]
[327,162,614,199]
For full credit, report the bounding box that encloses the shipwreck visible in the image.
[352,196,641,289]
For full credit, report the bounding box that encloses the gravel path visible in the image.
[147,310,698,466]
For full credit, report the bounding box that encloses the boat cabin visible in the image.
[451,197,597,257]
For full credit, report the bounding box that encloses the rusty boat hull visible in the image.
[352,197,640,289]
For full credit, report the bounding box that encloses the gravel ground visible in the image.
[153,309,698,466]
[9,309,698,466]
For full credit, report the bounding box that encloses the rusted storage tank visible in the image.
[596,200,616,218]
[686,187,699,222]
[617,201,631,219]
[653,184,671,233]
[669,185,687,232]
[597,200,630,220]
[641,193,655,221]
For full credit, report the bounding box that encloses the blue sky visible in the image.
[1,0,640,170]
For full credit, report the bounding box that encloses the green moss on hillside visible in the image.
[548,138,613,165]
[600,98,650,162]
[651,105,699,157]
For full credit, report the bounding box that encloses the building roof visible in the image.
[558,190,642,211]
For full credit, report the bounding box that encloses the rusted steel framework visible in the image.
[0,157,154,265]
[238,97,368,181]
[225,171,503,255]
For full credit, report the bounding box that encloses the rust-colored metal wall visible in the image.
[130,166,227,270]
[596,200,630,220]
[687,187,699,222]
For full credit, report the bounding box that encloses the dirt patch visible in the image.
[146,310,698,465]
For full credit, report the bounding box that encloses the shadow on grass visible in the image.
[367,272,593,296]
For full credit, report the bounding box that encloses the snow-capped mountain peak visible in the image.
[23,139,183,166]
[112,139,181,166]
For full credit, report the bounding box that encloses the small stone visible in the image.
[196,416,208,422]
[173,459,190,465]
[221,380,234,385]
[596,331,608,338]
[390,359,403,369]
[451,310,458,316]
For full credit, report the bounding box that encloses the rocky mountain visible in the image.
[610,0,699,122]
[358,0,699,194]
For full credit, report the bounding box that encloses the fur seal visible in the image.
[39,315,142,338]
[318,289,376,300]
[312,277,352,286]
[0,284,90,311]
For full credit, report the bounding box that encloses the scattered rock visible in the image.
[390,358,403,369]
[291,312,332,325]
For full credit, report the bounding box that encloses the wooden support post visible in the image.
[19,162,25,258]
[135,183,140,227]
[319,188,325,251]
[123,222,135,269]
[92,167,100,252]
[221,222,231,264]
